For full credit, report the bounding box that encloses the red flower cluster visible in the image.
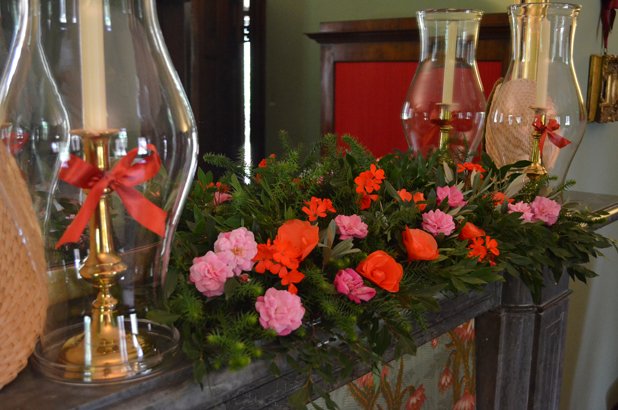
[354,164,385,210]
[253,219,319,294]
[397,189,427,211]
[457,162,486,174]
[302,197,336,222]
[459,222,499,266]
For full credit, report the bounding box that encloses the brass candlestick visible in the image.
[436,103,453,163]
[58,130,153,381]
[525,108,548,181]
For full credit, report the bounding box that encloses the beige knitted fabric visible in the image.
[0,144,47,389]
[485,79,558,172]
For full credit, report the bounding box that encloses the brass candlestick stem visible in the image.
[436,103,453,163]
[58,130,151,381]
[525,108,548,181]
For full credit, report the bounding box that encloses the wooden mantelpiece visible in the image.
[1,192,617,409]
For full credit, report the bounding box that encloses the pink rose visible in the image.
[437,185,467,208]
[334,268,376,304]
[422,210,455,236]
[189,251,234,297]
[214,227,258,274]
[334,214,369,240]
[508,201,534,222]
[255,288,305,336]
[531,196,561,226]
[214,192,232,205]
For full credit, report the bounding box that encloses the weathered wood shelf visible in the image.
[2,192,616,410]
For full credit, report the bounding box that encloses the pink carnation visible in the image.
[531,196,561,226]
[437,185,467,208]
[422,209,456,236]
[255,288,305,336]
[214,227,258,274]
[334,214,369,240]
[334,268,376,304]
[508,201,534,222]
[189,251,234,298]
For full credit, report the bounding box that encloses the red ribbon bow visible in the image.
[532,116,571,154]
[55,144,167,249]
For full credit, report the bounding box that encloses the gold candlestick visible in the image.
[435,103,453,163]
[58,130,153,381]
[525,108,548,181]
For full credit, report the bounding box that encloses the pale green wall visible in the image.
[265,1,618,409]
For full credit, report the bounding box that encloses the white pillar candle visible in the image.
[441,21,458,105]
[535,19,550,108]
[79,0,108,131]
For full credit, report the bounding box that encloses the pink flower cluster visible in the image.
[422,209,455,236]
[255,288,305,336]
[334,214,368,240]
[508,196,561,226]
[189,227,258,298]
[333,268,376,304]
[437,185,467,208]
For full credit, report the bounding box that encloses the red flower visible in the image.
[412,192,427,211]
[492,192,514,207]
[457,162,486,174]
[253,240,282,275]
[402,227,440,261]
[359,192,378,210]
[406,385,426,410]
[398,189,413,202]
[453,390,475,410]
[279,269,305,294]
[258,153,276,168]
[467,237,488,262]
[467,235,499,266]
[355,164,385,194]
[459,222,486,241]
[302,197,336,222]
[253,220,318,291]
[438,367,453,392]
[453,320,475,342]
[356,251,403,292]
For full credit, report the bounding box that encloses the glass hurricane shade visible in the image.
[401,9,486,162]
[485,2,584,185]
[0,0,198,383]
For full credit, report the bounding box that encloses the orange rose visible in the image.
[458,222,486,241]
[274,219,319,261]
[402,227,439,261]
[356,250,403,292]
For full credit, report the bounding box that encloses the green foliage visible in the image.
[164,134,615,408]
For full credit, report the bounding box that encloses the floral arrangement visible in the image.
[154,134,614,408]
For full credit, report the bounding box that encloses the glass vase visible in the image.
[0,0,198,384]
[401,9,486,162]
[485,3,584,185]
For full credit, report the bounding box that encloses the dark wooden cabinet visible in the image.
[156,0,266,168]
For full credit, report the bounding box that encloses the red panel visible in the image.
[334,61,502,157]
